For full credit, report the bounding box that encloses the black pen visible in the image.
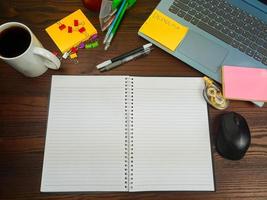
[96,43,153,70]
[99,48,153,72]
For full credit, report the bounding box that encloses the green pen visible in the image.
[105,1,128,50]
[112,0,137,10]
[127,0,137,9]
[112,0,122,10]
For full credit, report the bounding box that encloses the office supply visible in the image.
[103,0,127,44]
[215,112,251,160]
[70,53,77,59]
[138,1,267,83]
[126,0,137,9]
[62,51,71,59]
[41,76,214,192]
[99,47,152,72]
[203,77,229,110]
[222,66,267,102]
[97,43,153,69]
[112,0,137,10]
[104,0,128,50]
[112,0,122,10]
[139,9,188,51]
[70,47,78,53]
[79,42,85,49]
[101,15,116,31]
[46,9,97,53]
[85,41,99,49]
[99,0,116,31]
[89,34,98,41]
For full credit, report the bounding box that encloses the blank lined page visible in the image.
[41,76,127,192]
[131,77,214,192]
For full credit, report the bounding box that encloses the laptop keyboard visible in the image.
[168,0,267,66]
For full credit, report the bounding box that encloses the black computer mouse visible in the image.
[215,112,251,160]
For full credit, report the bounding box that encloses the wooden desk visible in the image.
[0,1,267,199]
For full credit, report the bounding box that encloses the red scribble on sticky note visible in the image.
[79,27,86,33]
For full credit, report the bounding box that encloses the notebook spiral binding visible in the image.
[124,77,134,191]
[129,77,134,190]
[124,77,129,190]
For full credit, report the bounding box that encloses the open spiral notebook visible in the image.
[41,75,215,192]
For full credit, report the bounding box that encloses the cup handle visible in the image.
[33,47,61,70]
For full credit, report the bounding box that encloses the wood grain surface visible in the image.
[0,1,267,200]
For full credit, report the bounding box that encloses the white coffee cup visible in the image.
[0,22,61,77]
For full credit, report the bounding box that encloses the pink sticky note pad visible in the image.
[222,66,267,102]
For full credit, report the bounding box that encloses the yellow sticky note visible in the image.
[139,9,188,51]
[46,9,97,53]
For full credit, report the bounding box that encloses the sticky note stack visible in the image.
[46,9,97,53]
[222,66,267,102]
[139,9,188,51]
